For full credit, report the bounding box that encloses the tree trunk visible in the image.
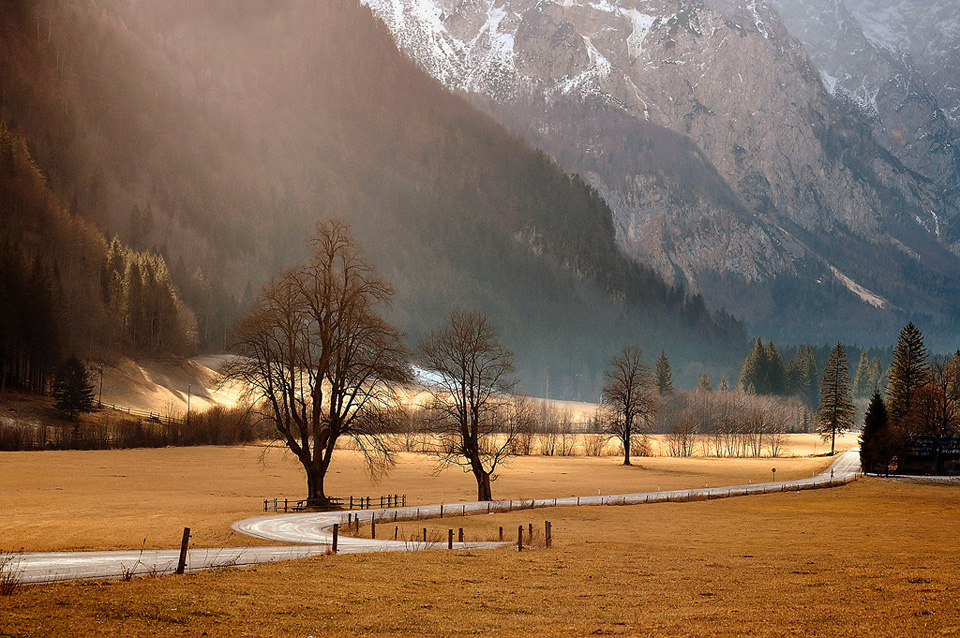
[475,468,493,501]
[830,428,836,456]
[622,425,632,466]
[304,462,332,509]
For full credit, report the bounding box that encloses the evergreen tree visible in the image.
[764,340,787,395]
[718,376,729,392]
[853,349,885,398]
[53,355,96,420]
[740,338,788,395]
[817,342,856,455]
[698,372,712,392]
[886,323,930,425]
[852,348,871,397]
[859,391,893,473]
[787,345,819,404]
[739,337,765,394]
[654,350,674,395]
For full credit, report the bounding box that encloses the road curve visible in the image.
[7,449,860,584]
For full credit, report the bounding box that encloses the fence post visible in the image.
[440,505,443,518]
[350,496,354,509]
[371,519,376,539]
[499,526,503,541]
[394,526,398,540]
[528,523,533,538]
[263,499,268,512]
[517,525,523,552]
[284,499,288,512]
[380,496,384,508]
[458,528,463,542]
[448,529,453,549]
[176,527,191,575]
[403,495,406,507]
[545,521,552,548]
[332,523,339,553]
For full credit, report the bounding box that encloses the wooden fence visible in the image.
[263,494,406,512]
[98,401,185,426]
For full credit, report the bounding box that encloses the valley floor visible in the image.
[0,446,843,552]
[2,478,958,637]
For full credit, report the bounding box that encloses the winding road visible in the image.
[7,449,860,584]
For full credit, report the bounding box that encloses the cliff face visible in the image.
[772,0,960,249]
[845,0,960,126]
[365,0,960,342]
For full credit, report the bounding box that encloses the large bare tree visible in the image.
[418,309,518,501]
[601,346,657,466]
[223,220,410,508]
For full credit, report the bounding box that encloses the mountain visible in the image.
[771,0,960,249]
[361,0,960,346]
[0,0,743,398]
[844,0,960,127]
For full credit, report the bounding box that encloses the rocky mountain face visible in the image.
[772,0,960,249]
[845,0,960,126]
[363,0,960,344]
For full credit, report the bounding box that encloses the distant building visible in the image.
[900,435,960,476]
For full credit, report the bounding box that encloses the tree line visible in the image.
[860,323,960,474]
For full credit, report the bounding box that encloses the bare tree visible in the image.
[601,346,657,466]
[505,393,537,456]
[667,418,697,457]
[418,309,517,501]
[222,220,410,508]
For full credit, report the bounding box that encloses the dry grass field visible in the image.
[2,479,959,637]
[0,445,837,552]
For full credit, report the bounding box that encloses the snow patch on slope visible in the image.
[625,9,657,59]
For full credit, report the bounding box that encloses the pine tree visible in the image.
[739,338,765,394]
[53,355,96,420]
[853,349,885,397]
[852,348,871,397]
[787,345,818,404]
[886,322,930,425]
[654,350,674,395]
[817,342,856,455]
[718,376,729,392]
[764,340,787,395]
[698,372,712,392]
[859,391,891,473]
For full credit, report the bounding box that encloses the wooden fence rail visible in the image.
[263,494,406,512]
[97,401,185,426]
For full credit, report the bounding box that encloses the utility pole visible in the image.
[98,363,104,405]
[187,383,191,425]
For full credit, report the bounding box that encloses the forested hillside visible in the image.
[0,122,193,392]
[0,0,744,397]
